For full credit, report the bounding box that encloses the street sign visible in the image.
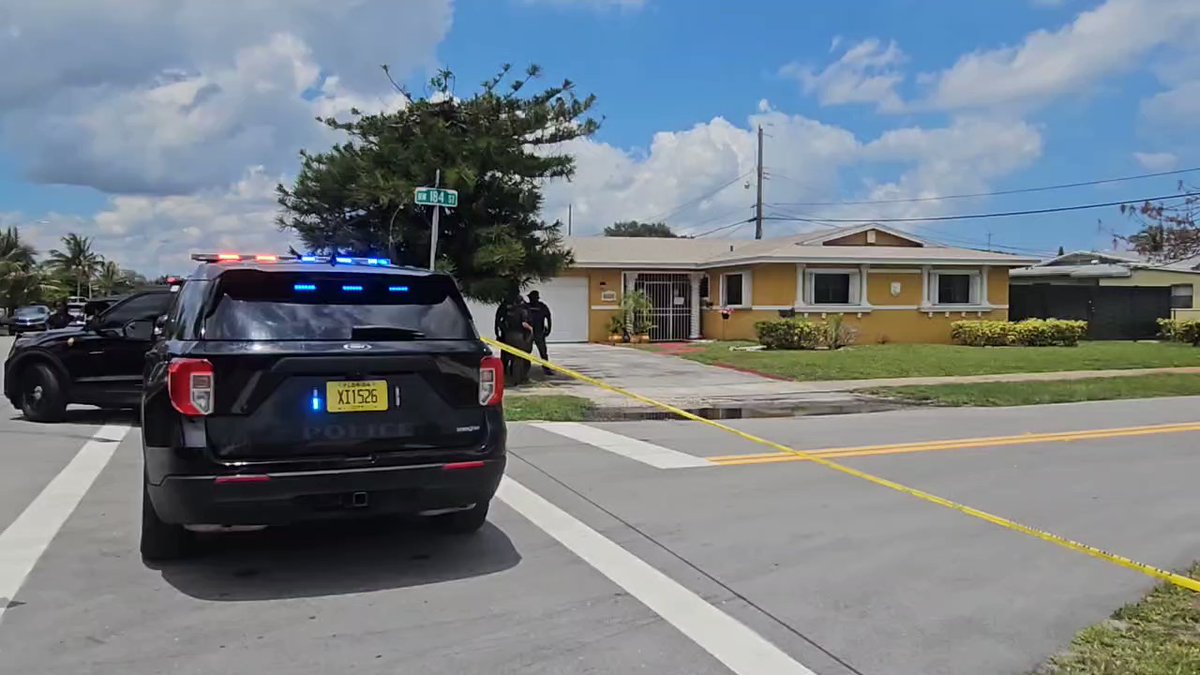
[414,187,458,208]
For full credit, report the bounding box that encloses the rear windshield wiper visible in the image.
[350,325,426,341]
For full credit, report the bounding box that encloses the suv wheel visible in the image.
[20,363,67,423]
[429,501,489,534]
[140,478,194,561]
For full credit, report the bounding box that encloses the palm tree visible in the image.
[0,227,36,267]
[95,260,128,296]
[48,233,100,297]
[0,227,46,313]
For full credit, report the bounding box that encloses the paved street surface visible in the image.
[3,334,1200,675]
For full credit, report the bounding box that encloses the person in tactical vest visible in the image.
[494,289,534,385]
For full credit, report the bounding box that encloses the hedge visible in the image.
[754,318,857,350]
[950,319,1087,347]
[1157,318,1200,344]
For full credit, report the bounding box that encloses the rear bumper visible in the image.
[147,458,505,526]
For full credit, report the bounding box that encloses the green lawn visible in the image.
[1035,564,1200,675]
[873,374,1200,407]
[654,342,1200,382]
[504,394,593,421]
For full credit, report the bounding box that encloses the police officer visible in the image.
[526,290,553,375]
[47,301,72,330]
[494,289,534,385]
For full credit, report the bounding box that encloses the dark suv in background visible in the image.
[139,254,507,560]
[4,290,176,421]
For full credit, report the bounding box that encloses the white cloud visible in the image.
[1141,80,1200,130]
[919,0,1200,111]
[540,110,1042,239]
[782,38,906,113]
[1133,151,1179,171]
[0,0,451,195]
[28,168,292,277]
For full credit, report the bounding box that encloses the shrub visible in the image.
[950,320,1011,347]
[821,313,858,350]
[1158,318,1200,344]
[950,319,1087,347]
[754,317,858,350]
[755,319,823,350]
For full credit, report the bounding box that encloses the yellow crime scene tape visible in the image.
[483,337,1200,593]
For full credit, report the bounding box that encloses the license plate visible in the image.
[326,380,388,413]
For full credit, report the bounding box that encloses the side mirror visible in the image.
[122,319,155,341]
[152,315,167,339]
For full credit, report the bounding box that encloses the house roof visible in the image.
[1013,249,1200,279]
[565,225,1039,269]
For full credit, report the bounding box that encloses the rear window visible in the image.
[201,270,476,341]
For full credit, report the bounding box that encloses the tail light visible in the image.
[169,358,214,416]
[479,355,504,406]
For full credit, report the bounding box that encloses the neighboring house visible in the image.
[1010,250,1200,339]
[465,224,1036,344]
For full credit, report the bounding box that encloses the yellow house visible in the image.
[535,225,1038,344]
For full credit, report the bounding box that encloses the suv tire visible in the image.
[430,501,489,534]
[140,478,194,561]
[20,363,67,423]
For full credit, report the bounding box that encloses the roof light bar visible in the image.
[190,253,398,267]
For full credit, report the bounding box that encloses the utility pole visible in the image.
[568,203,573,236]
[754,125,764,240]
[429,169,441,270]
[986,230,993,252]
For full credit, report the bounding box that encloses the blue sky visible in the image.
[1,0,1198,274]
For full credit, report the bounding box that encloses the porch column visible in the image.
[689,272,703,339]
[921,265,931,306]
[859,264,870,306]
[980,266,990,306]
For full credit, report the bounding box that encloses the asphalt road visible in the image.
[2,336,1198,675]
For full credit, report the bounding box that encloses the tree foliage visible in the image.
[276,64,600,302]
[1119,182,1200,263]
[604,220,678,238]
[0,228,60,312]
[48,233,101,297]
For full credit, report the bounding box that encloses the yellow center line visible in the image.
[709,422,1200,466]
[483,337,1200,594]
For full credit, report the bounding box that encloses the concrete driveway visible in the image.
[531,343,872,410]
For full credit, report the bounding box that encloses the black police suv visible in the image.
[138,253,506,560]
[4,290,177,421]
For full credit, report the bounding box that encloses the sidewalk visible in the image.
[509,343,1200,412]
[779,366,1200,392]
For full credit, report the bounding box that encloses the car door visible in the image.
[71,293,175,400]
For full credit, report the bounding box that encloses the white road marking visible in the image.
[497,477,816,675]
[531,422,712,469]
[0,424,129,625]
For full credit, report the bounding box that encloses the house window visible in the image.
[699,276,710,301]
[931,271,980,305]
[1171,284,1194,309]
[721,272,748,307]
[806,270,861,305]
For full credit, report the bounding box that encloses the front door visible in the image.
[634,273,692,341]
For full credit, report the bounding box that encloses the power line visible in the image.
[762,191,1200,225]
[692,217,754,238]
[640,171,751,225]
[768,166,1200,208]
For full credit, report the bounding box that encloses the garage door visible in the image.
[463,276,590,343]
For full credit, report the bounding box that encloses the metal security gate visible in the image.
[634,273,692,341]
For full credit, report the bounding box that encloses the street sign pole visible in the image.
[429,169,440,270]
[414,173,459,271]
